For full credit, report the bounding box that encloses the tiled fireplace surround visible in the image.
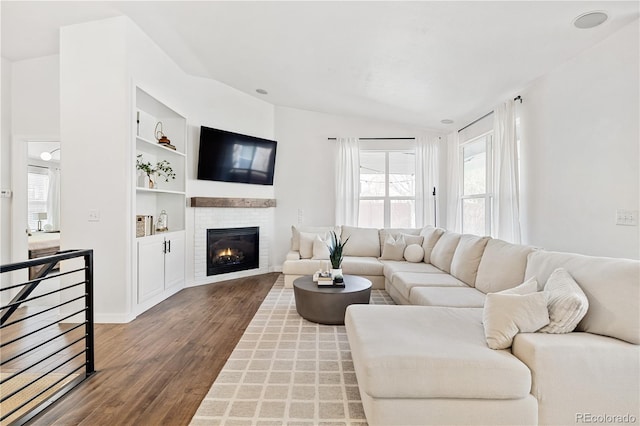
[193,198,275,285]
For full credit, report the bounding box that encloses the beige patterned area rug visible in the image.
[190,275,395,426]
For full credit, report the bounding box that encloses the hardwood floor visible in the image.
[29,273,278,426]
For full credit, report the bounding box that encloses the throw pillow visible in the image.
[497,277,539,295]
[404,244,424,263]
[380,235,406,261]
[483,292,550,350]
[420,226,445,264]
[311,235,331,260]
[299,231,322,259]
[539,268,589,334]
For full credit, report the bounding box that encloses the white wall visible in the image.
[1,58,12,286]
[60,17,275,320]
[520,20,639,259]
[272,106,444,267]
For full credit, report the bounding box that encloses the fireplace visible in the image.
[207,227,259,276]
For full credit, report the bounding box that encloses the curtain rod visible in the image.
[458,95,522,133]
[327,137,416,141]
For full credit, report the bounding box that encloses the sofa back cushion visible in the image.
[420,226,445,264]
[341,226,381,257]
[475,239,535,294]
[429,231,461,273]
[525,250,640,344]
[291,225,340,251]
[450,235,490,286]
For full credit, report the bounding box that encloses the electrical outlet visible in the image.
[616,209,638,226]
[88,210,100,222]
[297,208,304,225]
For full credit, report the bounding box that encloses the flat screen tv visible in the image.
[197,126,277,185]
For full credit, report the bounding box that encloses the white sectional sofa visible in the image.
[283,225,640,425]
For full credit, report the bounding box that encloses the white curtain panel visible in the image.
[492,99,521,243]
[47,168,61,231]
[415,136,439,227]
[335,137,360,226]
[445,131,462,232]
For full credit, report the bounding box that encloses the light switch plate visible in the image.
[88,210,100,222]
[0,189,12,198]
[616,209,638,226]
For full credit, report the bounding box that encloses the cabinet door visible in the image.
[164,232,185,290]
[138,237,166,303]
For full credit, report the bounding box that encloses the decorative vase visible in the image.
[148,177,155,189]
[331,268,343,278]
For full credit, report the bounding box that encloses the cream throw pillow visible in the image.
[311,235,331,260]
[498,276,539,295]
[483,292,550,350]
[404,244,424,263]
[380,235,406,260]
[539,268,589,334]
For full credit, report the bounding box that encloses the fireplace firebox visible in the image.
[207,227,259,276]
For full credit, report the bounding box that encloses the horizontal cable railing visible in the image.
[0,249,95,426]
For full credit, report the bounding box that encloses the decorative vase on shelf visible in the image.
[148,177,155,189]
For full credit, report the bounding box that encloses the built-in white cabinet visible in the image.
[137,232,185,304]
[133,87,186,313]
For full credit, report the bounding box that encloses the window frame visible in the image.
[359,148,416,229]
[460,132,493,236]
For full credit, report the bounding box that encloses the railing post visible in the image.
[84,250,95,376]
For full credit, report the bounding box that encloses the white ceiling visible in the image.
[2,1,638,131]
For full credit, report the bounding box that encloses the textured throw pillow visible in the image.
[401,233,424,247]
[311,235,331,260]
[404,244,424,263]
[497,277,539,295]
[483,292,550,350]
[380,235,406,260]
[539,268,589,334]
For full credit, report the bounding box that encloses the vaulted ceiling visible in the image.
[2,1,638,131]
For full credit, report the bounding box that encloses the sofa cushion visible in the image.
[483,292,550,350]
[410,286,486,307]
[420,226,445,264]
[525,250,640,344]
[391,272,467,302]
[430,232,461,273]
[476,239,535,294]
[381,261,443,282]
[403,244,424,263]
[345,305,532,399]
[341,226,381,257]
[512,332,640,426]
[282,258,328,275]
[380,234,406,260]
[450,235,490,287]
[499,277,539,295]
[341,256,384,276]
[539,268,588,334]
[291,225,340,251]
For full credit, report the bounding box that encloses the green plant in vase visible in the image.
[136,154,176,188]
[328,231,349,278]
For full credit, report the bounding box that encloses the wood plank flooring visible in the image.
[29,273,278,426]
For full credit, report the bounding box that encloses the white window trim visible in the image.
[359,148,416,228]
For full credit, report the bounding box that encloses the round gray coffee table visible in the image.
[293,275,372,325]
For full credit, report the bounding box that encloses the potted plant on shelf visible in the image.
[328,231,349,279]
[136,155,176,189]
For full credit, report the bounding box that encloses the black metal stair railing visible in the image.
[0,249,95,426]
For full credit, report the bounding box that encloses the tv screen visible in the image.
[197,126,277,185]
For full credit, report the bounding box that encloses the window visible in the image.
[461,133,492,236]
[359,150,415,228]
[28,167,49,231]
